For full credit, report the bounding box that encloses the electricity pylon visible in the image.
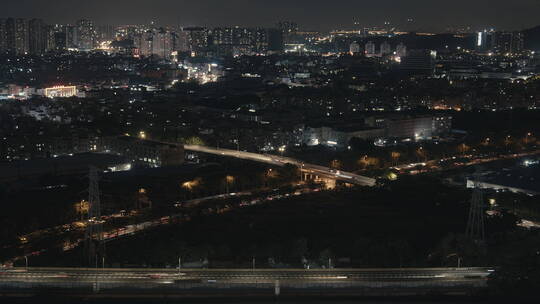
[466,173,486,242]
[84,166,104,267]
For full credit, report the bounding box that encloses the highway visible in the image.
[184,145,376,186]
[0,267,493,282]
[0,267,493,297]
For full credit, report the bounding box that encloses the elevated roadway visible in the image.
[0,267,493,298]
[184,145,376,186]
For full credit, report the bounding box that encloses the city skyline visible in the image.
[2,0,540,31]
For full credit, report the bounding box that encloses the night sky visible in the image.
[2,0,540,31]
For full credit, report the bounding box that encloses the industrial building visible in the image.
[103,136,185,168]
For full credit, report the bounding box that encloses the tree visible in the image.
[358,156,380,169]
[488,234,540,298]
[319,248,335,268]
[277,164,301,185]
[183,136,205,146]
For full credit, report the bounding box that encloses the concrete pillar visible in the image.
[274,280,280,296]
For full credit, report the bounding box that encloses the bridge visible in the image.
[0,267,493,298]
[184,145,376,187]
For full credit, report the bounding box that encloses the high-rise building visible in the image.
[184,27,209,56]
[277,21,298,44]
[152,28,174,58]
[396,42,407,57]
[380,41,392,56]
[133,27,175,58]
[174,30,190,52]
[4,18,29,55]
[252,28,269,53]
[0,19,7,53]
[134,30,153,56]
[349,41,361,55]
[0,18,52,55]
[65,25,78,49]
[494,31,524,54]
[28,19,48,55]
[96,24,115,42]
[234,27,253,45]
[267,28,284,53]
[76,19,96,50]
[476,29,496,52]
[365,41,376,56]
[53,31,67,51]
[210,27,259,56]
[212,27,234,45]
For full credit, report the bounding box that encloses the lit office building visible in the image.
[44,86,78,98]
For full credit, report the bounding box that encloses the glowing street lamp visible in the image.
[416,147,427,161]
[225,175,235,193]
[525,132,533,145]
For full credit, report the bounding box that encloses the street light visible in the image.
[225,175,234,193]
[525,132,533,145]
[178,256,182,273]
[416,147,427,162]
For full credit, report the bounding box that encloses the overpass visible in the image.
[0,267,493,298]
[184,145,376,187]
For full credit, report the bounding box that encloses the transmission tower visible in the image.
[84,166,104,267]
[466,173,486,242]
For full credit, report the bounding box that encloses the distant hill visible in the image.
[523,25,540,51]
